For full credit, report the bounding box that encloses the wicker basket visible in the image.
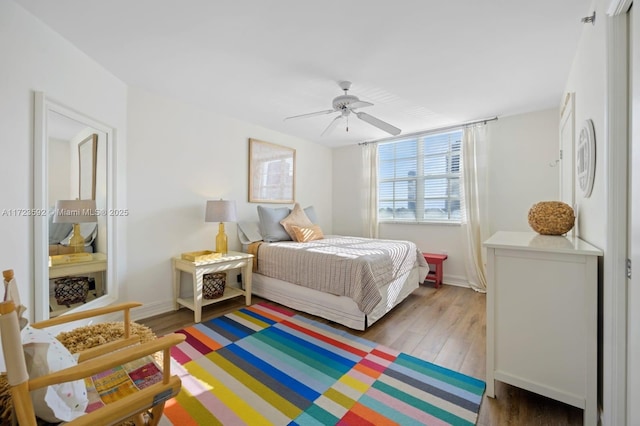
[203,273,226,299]
[528,201,575,235]
[54,277,90,306]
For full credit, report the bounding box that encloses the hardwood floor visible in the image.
[139,284,584,426]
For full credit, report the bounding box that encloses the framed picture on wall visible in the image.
[248,138,295,203]
[78,134,98,200]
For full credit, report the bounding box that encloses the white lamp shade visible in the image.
[53,199,97,223]
[205,200,237,223]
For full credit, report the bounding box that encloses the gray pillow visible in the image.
[60,223,97,246]
[48,208,73,245]
[257,206,292,242]
[304,206,318,224]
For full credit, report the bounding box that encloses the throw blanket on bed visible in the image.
[249,236,425,314]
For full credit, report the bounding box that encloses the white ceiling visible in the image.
[15,0,592,147]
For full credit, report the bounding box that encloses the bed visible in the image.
[244,228,428,330]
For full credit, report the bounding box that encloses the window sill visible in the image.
[378,220,461,226]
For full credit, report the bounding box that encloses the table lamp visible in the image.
[205,200,237,254]
[53,199,97,253]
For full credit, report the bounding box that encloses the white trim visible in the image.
[34,92,119,322]
[559,92,575,214]
[439,274,471,288]
[131,301,176,322]
[607,0,632,16]
[604,12,629,426]
[33,92,47,323]
[629,6,640,425]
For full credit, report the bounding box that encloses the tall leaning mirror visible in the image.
[34,92,116,322]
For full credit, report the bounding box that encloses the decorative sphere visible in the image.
[528,201,575,235]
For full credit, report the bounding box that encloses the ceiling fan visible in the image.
[284,81,401,137]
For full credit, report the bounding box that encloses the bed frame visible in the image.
[251,265,426,330]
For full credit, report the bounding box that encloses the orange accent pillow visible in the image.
[291,224,324,243]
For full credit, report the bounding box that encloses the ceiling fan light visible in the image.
[284,81,400,137]
[332,94,360,110]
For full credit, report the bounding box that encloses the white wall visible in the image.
[561,1,618,423]
[126,87,333,319]
[0,1,127,320]
[487,108,560,234]
[332,108,559,286]
[562,1,606,250]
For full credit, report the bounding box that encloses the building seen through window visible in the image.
[378,130,462,223]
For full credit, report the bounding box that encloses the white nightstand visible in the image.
[49,252,107,315]
[172,251,253,323]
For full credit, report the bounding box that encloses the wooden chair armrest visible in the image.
[67,376,182,426]
[29,333,185,391]
[31,302,143,329]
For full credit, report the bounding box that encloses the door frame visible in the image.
[605,1,631,425]
[627,3,639,425]
[559,92,575,232]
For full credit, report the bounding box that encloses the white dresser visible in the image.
[484,231,602,426]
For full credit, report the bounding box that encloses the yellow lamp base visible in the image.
[216,222,228,254]
[69,223,86,254]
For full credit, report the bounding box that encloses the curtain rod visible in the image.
[358,116,498,145]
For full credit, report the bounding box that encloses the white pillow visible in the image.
[237,221,263,244]
[21,325,88,422]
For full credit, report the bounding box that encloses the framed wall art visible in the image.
[248,138,295,203]
[78,133,98,200]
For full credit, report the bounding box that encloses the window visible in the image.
[378,130,462,223]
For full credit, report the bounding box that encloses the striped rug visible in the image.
[160,303,485,425]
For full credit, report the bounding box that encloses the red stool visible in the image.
[423,253,448,288]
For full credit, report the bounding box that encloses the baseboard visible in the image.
[442,274,470,288]
[133,276,473,321]
[131,300,175,322]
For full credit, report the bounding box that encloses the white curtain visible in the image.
[362,143,379,238]
[460,125,488,292]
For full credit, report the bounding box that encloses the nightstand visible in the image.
[49,252,107,315]
[172,251,253,323]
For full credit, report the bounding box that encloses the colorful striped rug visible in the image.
[160,303,485,425]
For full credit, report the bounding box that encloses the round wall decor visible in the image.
[576,119,596,198]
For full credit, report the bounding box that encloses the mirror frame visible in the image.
[34,92,118,322]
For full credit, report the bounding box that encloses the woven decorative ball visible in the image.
[528,201,575,235]
[203,272,226,299]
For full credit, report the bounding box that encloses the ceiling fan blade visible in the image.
[321,115,343,137]
[348,101,373,110]
[284,109,336,121]
[355,112,401,136]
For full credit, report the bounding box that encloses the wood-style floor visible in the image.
[139,284,584,426]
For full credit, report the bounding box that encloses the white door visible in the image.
[629,4,639,424]
[559,92,575,211]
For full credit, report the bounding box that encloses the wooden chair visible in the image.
[0,271,185,426]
